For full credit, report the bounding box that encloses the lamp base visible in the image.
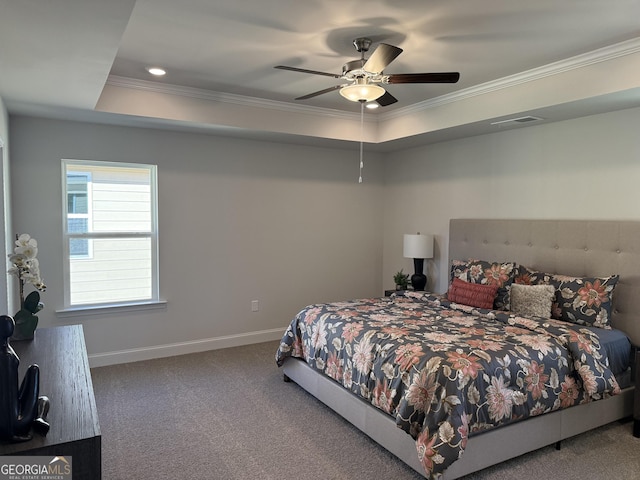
[411,258,427,291]
[411,273,427,291]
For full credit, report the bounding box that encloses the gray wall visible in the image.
[383,106,640,294]
[9,116,384,362]
[0,97,10,314]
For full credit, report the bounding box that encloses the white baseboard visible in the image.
[88,327,285,368]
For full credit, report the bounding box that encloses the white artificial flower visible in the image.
[15,233,35,247]
[26,258,40,272]
[8,253,26,265]
[22,272,39,283]
[15,244,37,259]
[7,233,46,293]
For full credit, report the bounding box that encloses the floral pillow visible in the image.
[515,265,619,329]
[514,265,549,286]
[450,259,518,310]
[551,274,619,329]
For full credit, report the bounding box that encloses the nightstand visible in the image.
[385,289,416,296]
[386,289,413,296]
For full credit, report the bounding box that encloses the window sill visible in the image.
[55,300,167,318]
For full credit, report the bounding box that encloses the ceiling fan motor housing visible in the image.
[353,37,372,53]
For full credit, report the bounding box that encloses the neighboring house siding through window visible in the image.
[67,172,91,257]
[62,160,159,308]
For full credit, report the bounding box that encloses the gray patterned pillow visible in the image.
[515,265,619,328]
[550,274,619,329]
[510,284,556,319]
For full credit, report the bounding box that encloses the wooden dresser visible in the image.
[0,325,101,479]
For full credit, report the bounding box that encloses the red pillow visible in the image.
[447,277,499,309]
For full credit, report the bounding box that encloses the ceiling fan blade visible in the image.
[275,65,341,78]
[363,43,403,73]
[375,91,398,107]
[295,85,343,100]
[386,72,460,84]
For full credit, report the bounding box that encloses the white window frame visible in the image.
[66,171,93,259]
[60,159,161,313]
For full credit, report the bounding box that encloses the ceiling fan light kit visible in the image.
[339,78,385,102]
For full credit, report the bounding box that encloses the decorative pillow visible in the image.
[447,277,499,310]
[514,265,549,286]
[514,266,619,329]
[550,274,619,329]
[510,284,556,319]
[450,259,518,310]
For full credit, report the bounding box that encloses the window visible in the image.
[62,160,159,309]
[67,172,91,257]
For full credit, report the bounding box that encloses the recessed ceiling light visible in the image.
[365,102,379,110]
[146,67,166,76]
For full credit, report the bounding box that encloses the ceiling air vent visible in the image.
[490,116,544,126]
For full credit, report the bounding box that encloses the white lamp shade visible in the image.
[403,234,434,259]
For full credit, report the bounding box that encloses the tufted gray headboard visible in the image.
[449,219,640,346]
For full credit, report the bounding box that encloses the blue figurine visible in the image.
[0,315,49,441]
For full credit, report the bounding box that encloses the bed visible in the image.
[275,219,640,479]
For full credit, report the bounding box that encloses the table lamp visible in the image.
[403,233,434,291]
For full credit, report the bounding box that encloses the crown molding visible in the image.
[105,75,361,122]
[380,37,640,121]
[106,37,640,127]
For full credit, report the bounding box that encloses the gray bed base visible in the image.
[282,219,640,478]
[282,358,633,479]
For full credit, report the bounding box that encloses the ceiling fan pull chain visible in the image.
[359,100,364,183]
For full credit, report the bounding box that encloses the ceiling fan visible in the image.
[275,37,460,107]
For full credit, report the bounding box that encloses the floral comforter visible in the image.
[275,292,621,479]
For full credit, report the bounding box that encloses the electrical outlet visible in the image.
[251,300,259,312]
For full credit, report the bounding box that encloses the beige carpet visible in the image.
[91,341,640,479]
